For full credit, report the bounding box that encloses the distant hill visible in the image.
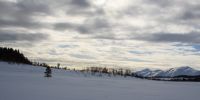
[134,66,200,78]
[133,66,200,81]
[0,47,32,65]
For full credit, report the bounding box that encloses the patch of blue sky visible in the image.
[129,51,152,55]
[58,44,78,48]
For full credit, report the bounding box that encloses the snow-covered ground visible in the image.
[0,62,200,100]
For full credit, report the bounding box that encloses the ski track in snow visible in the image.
[0,62,200,100]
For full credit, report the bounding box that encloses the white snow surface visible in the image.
[135,66,200,77]
[1,62,200,100]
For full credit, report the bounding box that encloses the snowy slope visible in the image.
[135,66,200,78]
[164,66,200,77]
[134,68,153,77]
[1,62,200,100]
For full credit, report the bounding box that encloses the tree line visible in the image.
[0,47,53,68]
[80,67,133,77]
[0,47,32,64]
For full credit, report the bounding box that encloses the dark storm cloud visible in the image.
[0,30,48,42]
[133,32,200,44]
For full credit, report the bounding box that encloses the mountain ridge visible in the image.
[134,66,200,78]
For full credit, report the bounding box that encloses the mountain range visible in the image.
[134,66,200,78]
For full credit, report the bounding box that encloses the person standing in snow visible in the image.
[44,66,52,77]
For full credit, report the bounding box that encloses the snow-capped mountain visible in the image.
[134,68,152,77]
[135,66,200,78]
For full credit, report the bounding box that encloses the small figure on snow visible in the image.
[44,66,52,77]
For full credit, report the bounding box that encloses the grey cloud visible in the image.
[150,0,200,23]
[54,22,78,31]
[179,6,200,20]
[133,32,200,44]
[144,0,173,7]
[122,0,200,38]
[77,17,111,34]
[70,54,95,59]
[66,9,93,16]
[16,0,51,15]
[0,30,48,42]
[54,17,111,34]
[0,0,51,29]
[0,0,105,30]
[64,0,106,16]
[61,0,93,16]
[0,19,46,29]
[66,7,105,16]
[126,58,151,62]
[69,0,91,8]
[92,34,117,40]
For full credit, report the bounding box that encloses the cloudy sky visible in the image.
[0,0,200,69]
